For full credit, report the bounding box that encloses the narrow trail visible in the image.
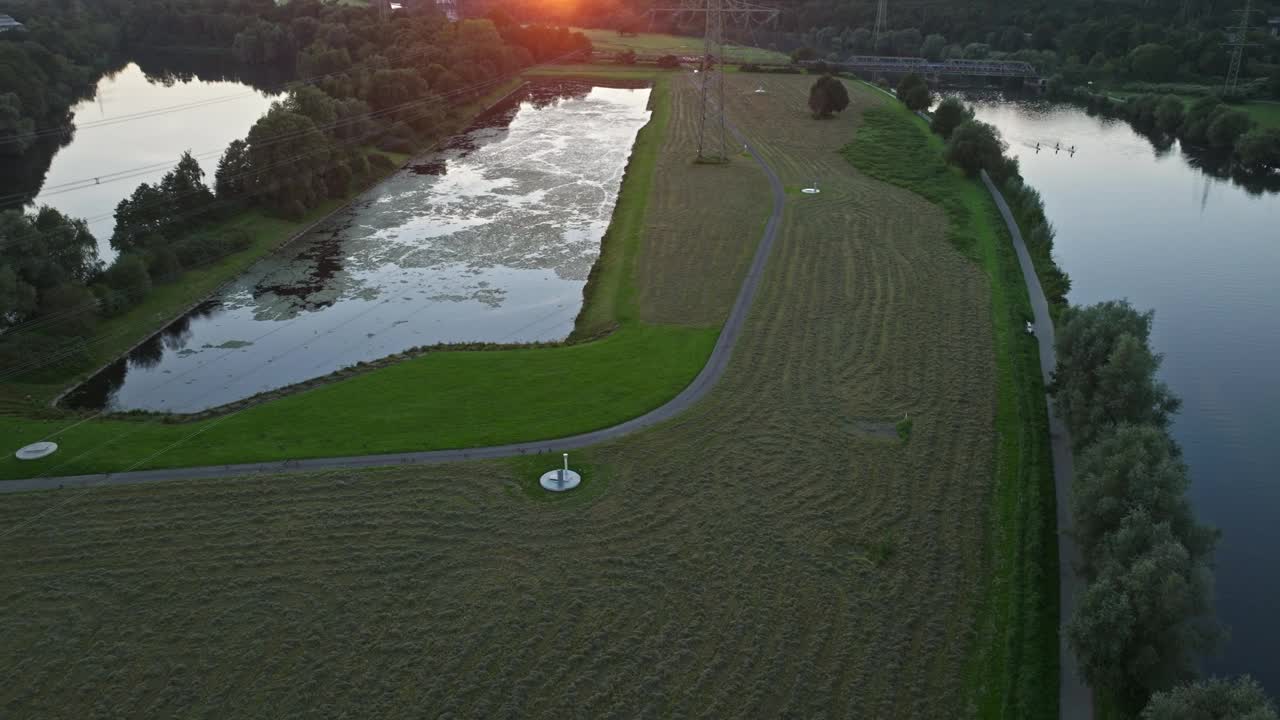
[2,72,789,495]
[982,170,1092,720]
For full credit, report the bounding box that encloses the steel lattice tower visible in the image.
[1223,0,1258,94]
[650,0,779,161]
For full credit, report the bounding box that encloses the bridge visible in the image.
[817,55,1039,80]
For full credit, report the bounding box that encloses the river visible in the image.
[61,81,652,414]
[19,61,279,261]
[967,96,1280,693]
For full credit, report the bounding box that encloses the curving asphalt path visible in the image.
[982,170,1092,720]
[2,77,787,495]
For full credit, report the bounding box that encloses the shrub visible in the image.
[657,54,680,69]
[807,74,849,118]
[1141,676,1279,720]
[930,97,973,138]
[1206,108,1253,150]
[944,119,1007,179]
[1235,128,1280,173]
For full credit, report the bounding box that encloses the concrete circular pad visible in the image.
[15,442,58,460]
[540,469,582,492]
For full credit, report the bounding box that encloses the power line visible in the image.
[649,0,779,161]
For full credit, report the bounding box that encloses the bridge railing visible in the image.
[827,55,1038,78]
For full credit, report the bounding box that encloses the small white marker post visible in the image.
[540,452,581,492]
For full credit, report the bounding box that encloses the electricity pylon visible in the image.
[1223,0,1259,94]
[650,0,779,161]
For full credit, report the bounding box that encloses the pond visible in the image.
[61,81,653,414]
[967,96,1280,693]
[23,61,279,261]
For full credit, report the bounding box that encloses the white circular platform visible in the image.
[15,442,58,460]
[801,188,821,194]
[540,469,582,492]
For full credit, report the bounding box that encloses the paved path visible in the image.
[2,82,787,495]
[982,170,1092,720]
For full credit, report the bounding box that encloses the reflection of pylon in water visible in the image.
[650,0,779,161]
[872,0,888,52]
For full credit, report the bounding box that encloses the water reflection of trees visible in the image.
[61,300,221,410]
[1181,147,1280,197]
[1081,102,1280,197]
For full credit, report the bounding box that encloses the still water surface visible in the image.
[969,97,1280,692]
[62,82,652,414]
[31,62,278,260]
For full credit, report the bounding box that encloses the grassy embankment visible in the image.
[0,72,727,480]
[844,100,1059,719]
[573,27,789,64]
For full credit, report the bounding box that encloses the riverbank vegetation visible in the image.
[1061,88,1280,177]
[844,95,1057,719]
[1048,300,1256,718]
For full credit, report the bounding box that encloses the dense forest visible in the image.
[0,0,590,371]
[474,0,1280,94]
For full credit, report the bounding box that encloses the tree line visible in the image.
[1053,299,1278,719]
[1064,87,1280,176]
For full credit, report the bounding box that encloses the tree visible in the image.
[791,46,817,63]
[920,33,947,61]
[0,92,35,155]
[891,28,922,57]
[103,254,153,308]
[896,72,926,100]
[1072,425,1215,575]
[159,151,214,220]
[1235,128,1280,174]
[1207,109,1252,150]
[1129,43,1177,81]
[931,97,974,139]
[1070,510,1220,712]
[216,139,251,200]
[808,75,849,118]
[1154,95,1185,135]
[243,107,332,217]
[903,83,931,111]
[1142,677,1279,720]
[0,266,37,323]
[848,28,872,54]
[1179,97,1223,146]
[944,119,1007,178]
[1052,300,1181,448]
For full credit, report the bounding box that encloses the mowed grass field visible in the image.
[0,75,1054,717]
[0,69,771,480]
[577,26,790,64]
